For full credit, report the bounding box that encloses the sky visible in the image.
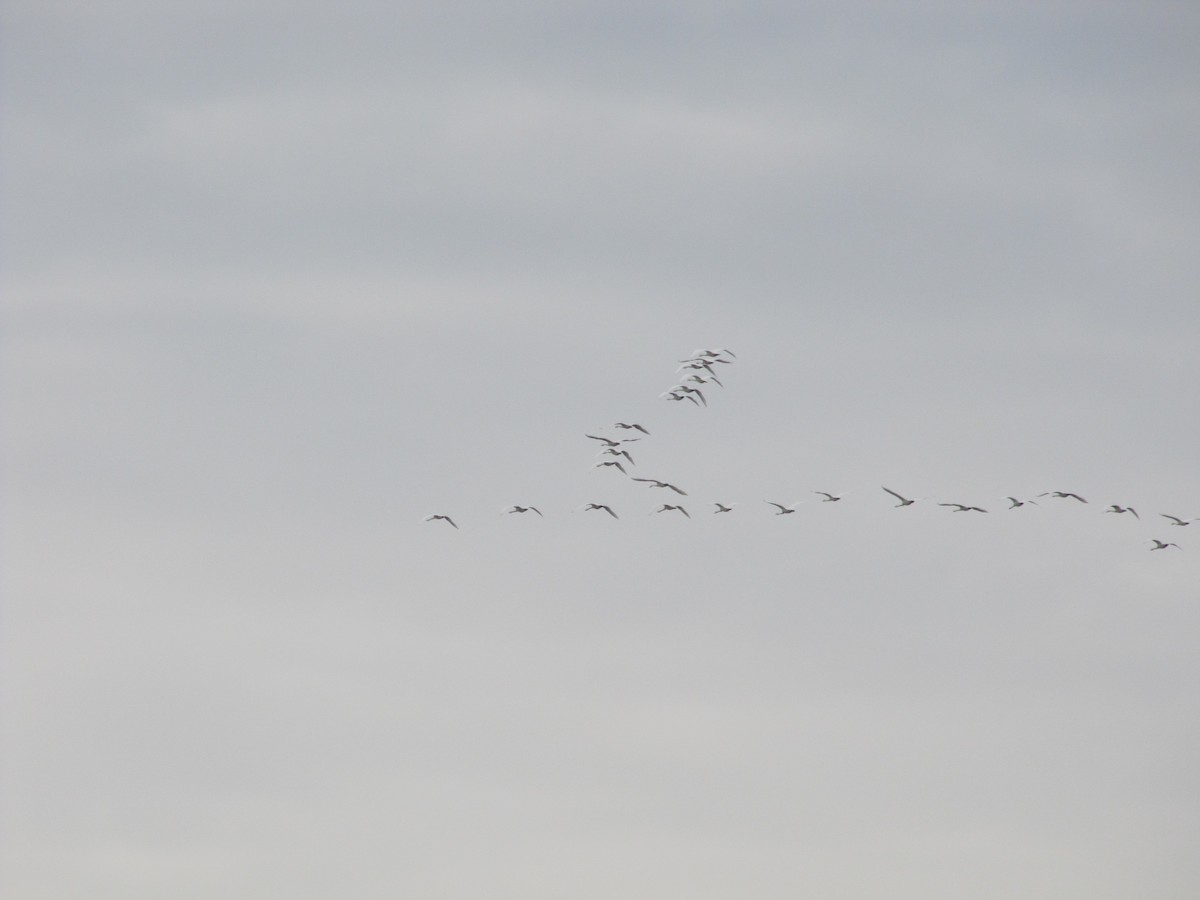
[3,2,1199,897]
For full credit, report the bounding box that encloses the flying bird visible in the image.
[585,433,639,447]
[593,460,628,475]
[766,501,800,515]
[682,373,723,388]
[713,502,735,513]
[1160,514,1195,526]
[1039,491,1088,503]
[652,504,690,518]
[939,503,989,513]
[689,348,736,359]
[504,505,543,517]
[1005,496,1037,509]
[582,503,619,519]
[1147,539,1181,551]
[813,491,845,502]
[613,422,650,435]
[882,486,917,507]
[660,390,701,406]
[631,477,687,496]
[423,514,458,529]
[597,447,635,465]
[1104,505,1139,519]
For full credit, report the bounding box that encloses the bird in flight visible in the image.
[713,502,735,513]
[652,504,690,518]
[1160,514,1195,526]
[1104,505,1139,519]
[585,433,639,447]
[593,460,628,475]
[504,505,543,517]
[1005,497,1037,509]
[1039,491,1088,503]
[766,501,800,515]
[813,491,845,502]
[682,373,723,389]
[660,390,701,406]
[613,422,650,435]
[423,514,458,529]
[687,348,736,359]
[940,503,989,513]
[631,477,688,496]
[882,486,917,507]
[597,446,635,465]
[1147,539,1181,551]
[582,503,619,519]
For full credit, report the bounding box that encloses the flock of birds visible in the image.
[423,348,1193,552]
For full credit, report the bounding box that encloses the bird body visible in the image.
[1039,491,1088,503]
[1161,514,1194,526]
[504,505,543,517]
[631,477,687,496]
[423,514,458,529]
[583,503,619,519]
[613,422,650,435]
[882,486,916,507]
[1105,505,1139,519]
[653,504,690,518]
[713,502,735,513]
[940,503,989,513]
[1148,539,1181,551]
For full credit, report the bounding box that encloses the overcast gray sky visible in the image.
[3,2,1199,898]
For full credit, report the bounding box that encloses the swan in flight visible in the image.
[1104,505,1139,519]
[1148,539,1181,551]
[1160,514,1195,526]
[686,348,736,359]
[652,504,690,518]
[585,433,639,447]
[882,486,917,507]
[1039,491,1088,503]
[660,390,701,406]
[582,503,619,519]
[613,422,650,435]
[423,514,458,529]
[597,447,635,465]
[940,503,989,513]
[766,501,800,515]
[713,502,735,513]
[813,491,845,502]
[504,505,543,517]
[631,477,688,496]
[593,460,628,475]
[1005,497,1037,509]
[682,373,723,388]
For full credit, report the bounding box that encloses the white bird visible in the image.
[660,390,701,406]
[652,504,690,518]
[688,348,736,359]
[766,501,800,515]
[813,491,845,502]
[671,384,707,406]
[1148,539,1181,551]
[1039,491,1088,503]
[613,422,650,435]
[882,486,917,507]
[597,446,635,465]
[1160,514,1195,526]
[423,514,458,529]
[631,477,687,496]
[713,502,735,513]
[940,503,988,513]
[585,433,639,447]
[1005,496,1037,509]
[504,505,543,517]
[593,460,628,475]
[1104,504,1139,519]
[675,361,716,375]
[682,373,723,388]
[582,503,619,519]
